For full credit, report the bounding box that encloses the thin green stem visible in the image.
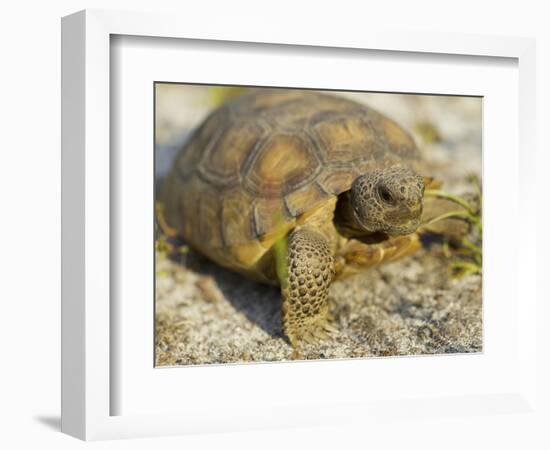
[424,189,477,216]
[450,260,482,276]
[461,238,482,256]
[422,210,474,226]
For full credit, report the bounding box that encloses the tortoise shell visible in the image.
[161,90,420,273]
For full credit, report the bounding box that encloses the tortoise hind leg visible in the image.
[279,228,337,347]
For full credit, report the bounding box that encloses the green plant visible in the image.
[424,174,482,278]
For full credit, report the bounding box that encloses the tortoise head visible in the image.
[350,166,424,236]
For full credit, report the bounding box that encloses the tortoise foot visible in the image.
[289,318,340,346]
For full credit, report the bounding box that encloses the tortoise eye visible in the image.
[378,185,394,204]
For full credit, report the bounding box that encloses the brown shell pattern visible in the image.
[164,89,420,250]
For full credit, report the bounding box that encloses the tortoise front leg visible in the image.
[279,228,337,346]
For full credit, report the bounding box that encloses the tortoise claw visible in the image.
[322,322,340,336]
[288,319,340,347]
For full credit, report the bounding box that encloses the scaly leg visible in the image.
[280,228,337,346]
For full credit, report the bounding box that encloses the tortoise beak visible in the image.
[385,204,423,236]
[386,220,421,237]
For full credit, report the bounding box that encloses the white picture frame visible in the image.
[61,9,538,441]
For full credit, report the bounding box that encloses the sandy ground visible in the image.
[154,86,482,366]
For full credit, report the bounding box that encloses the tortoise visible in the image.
[160,89,464,346]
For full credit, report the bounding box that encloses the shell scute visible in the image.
[221,187,256,246]
[311,115,380,164]
[198,119,267,188]
[316,167,359,195]
[243,132,322,198]
[175,176,202,240]
[197,183,224,249]
[252,197,293,243]
[284,181,328,217]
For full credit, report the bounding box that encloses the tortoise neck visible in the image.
[334,191,366,238]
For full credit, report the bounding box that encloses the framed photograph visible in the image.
[154,83,484,366]
[61,9,538,441]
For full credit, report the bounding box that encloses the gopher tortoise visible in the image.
[160,89,461,346]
